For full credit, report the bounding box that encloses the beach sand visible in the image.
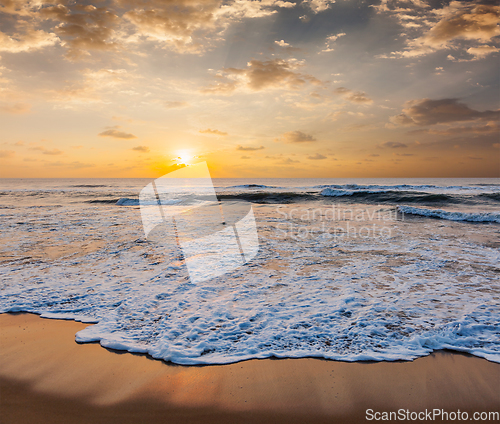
[0,313,498,424]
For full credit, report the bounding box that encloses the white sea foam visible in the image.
[319,184,500,194]
[398,206,500,223]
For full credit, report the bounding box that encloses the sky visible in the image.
[0,0,499,178]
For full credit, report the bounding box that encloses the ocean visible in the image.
[0,177,499,364]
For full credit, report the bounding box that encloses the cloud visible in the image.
[334,87,372,104]
[200,76,238,94]
[0,28,59,53]
[275,40,290,47]
[237,145,265,151]
[45,160,95,168]
[411,121,500,135]
[381,141,407,148]
[202,59,321,94]
[132,145,150,153]
[69,161,95,169]
[217,0,295,19]
[421,4,500,46]
[0,150,15,158]
[122,0,219,54]
[467,45,500,59]
[390,98,500,126]
[164,101,189,109]
[380,2,500,59]
[0,103,31,114]
[38,4,119,60]
[199,128,228,136]
[320,32,345,53]
[30,146,64,155]
[279,130,316,143]
[277,157,300,164]
[121,0,295,54]
[98,128,137,139]
[302,0,336,13]
[240,155,250,159]
[307,153,327,160]
[0,0,297,59]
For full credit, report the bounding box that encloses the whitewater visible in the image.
[0,178,499,364]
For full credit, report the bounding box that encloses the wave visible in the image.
[321,188,456,203]
[478,193,500,202]
[225,184,280,189]
[217,192,317,203]
[398,206,500,223]
[88,198,123,204]
[87,198,142,206]
[318,184,499,192]
[90,191,499,207]
[116,198,140,206]
[90,198,184,206]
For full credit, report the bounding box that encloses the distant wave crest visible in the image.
[398,206,500,223]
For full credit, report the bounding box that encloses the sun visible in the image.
[176,150,193,165]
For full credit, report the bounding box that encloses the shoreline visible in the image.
[1,313,499,423]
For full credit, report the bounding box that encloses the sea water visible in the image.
[0,178,499,364]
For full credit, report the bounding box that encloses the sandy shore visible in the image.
[0,313,498,423]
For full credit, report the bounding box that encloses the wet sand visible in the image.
[0,313,498,423]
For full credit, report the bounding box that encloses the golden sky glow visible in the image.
[0,0,499,178]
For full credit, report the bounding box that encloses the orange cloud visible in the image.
[98,128,137,139]
[278,130,316,143]
[0,150,15,158]
[29,146,64,155]
[237,145,265,151]
[307,153,327,160]
[164,101,189,109]
[334,87,372,104]
[199,128,228,136]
